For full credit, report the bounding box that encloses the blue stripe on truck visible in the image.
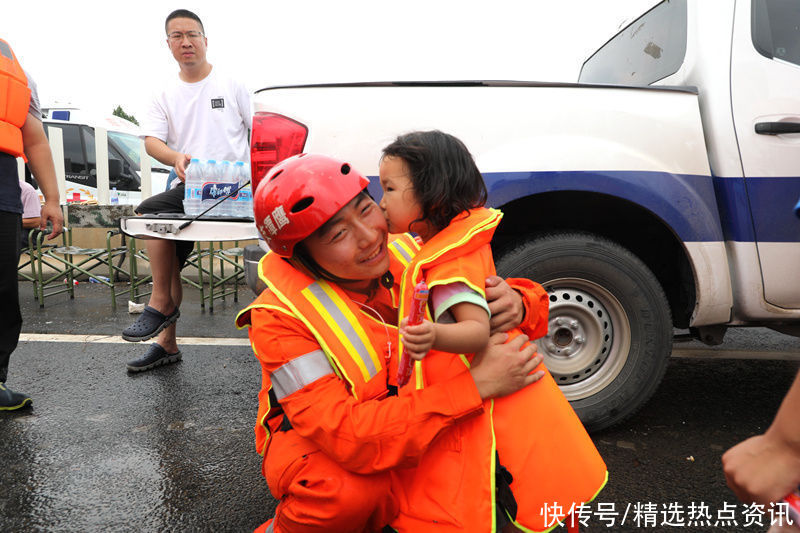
[717,176,800,243]
[482,170,724,242]
[368,170,800,244]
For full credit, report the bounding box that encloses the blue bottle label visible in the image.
[201,182,238,201]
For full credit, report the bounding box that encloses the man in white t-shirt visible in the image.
[122,9,251,372]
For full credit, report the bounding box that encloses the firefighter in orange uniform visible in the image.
[236,154,546,532]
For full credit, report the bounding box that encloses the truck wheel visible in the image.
[496,232,672,432]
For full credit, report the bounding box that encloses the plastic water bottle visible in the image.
[236,161,253,218]
[182,159,193,215]
[201,159,219,214]
[183,158,202,215]
[233,161,252,218]
[110,187,119,205]
[219,160,236,217]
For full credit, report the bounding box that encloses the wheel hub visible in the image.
[540,287,613,386]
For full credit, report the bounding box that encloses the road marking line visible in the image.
[19,333,250,346]
[17,335,800,359]
[672,348,800,361]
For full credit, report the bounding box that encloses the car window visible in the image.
[106,131,172,174]
[82,127,140,191]
[82,127,96,171]
[579,0,688,85]
[107,131,142,172]
[45,123,89,179]
[752,0,800,67]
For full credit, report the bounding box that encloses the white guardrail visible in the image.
[16,126,153,205]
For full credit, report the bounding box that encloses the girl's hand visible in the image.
[400,318,436,360]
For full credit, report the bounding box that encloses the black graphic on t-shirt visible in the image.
[211,98,225,109]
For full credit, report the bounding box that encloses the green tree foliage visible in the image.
[112,105,139,126]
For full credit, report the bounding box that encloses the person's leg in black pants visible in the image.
[0,210,30,410]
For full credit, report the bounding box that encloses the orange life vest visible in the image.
[236,233,422,456]
[395,207,608,532]
[0,38,30,159]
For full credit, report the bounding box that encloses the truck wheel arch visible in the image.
[493,189,697,329]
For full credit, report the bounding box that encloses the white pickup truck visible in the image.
[245,0,800,431]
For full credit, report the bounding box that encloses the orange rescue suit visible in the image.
[0,38,30,159]
[238,234,499,532]
[394,207,608,532]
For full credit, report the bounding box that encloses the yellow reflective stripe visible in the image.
[264,278,350,390]
[490,399,498,533]
[316,281,383,376]
[314,282,383,377]
[258,405,272,457]
[257,251,270,284]
[388,241,410,265]
[301,282,379,382]
[390,239,414,265]
[420,209,501,268]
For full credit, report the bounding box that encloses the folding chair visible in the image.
[205,241,246,312]
[31,204,140,309]
[180,241,245,312]
[17,229,39,285]
[28,227,76,305]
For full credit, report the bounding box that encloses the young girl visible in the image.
[380,130,607,533]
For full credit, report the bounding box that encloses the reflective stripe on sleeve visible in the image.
[271,350,335,400]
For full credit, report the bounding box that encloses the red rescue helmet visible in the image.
[253,153,371,257]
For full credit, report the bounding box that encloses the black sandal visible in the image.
[126,343,182,372]
[122,306,180,342]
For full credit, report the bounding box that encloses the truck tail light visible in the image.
[250,112,308,193]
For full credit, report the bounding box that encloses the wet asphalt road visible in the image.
[2,283,799,532]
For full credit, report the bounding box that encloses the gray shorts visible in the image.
[135,183,193,268]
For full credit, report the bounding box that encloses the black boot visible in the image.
[0,383,32,411]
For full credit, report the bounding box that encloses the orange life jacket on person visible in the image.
[236,233,422,456]
[395,207,608,532]
[0,38,31,159]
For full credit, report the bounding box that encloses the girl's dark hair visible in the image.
[382,130,487,233]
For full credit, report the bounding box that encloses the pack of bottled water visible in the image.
[183,159,253,218]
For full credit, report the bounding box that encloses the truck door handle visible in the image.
[755,121,800,135]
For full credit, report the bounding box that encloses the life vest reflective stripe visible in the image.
[386,233,421,312]
[271,349,335,400]
[388,236,415,264]
[301,281,383,382]
[0,38,30,159]
[245,249,400,402]
[235,234,420,461]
